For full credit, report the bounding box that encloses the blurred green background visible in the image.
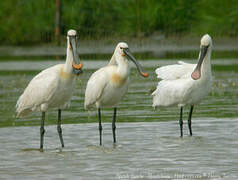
[1,0,238,45]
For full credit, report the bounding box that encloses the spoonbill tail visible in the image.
[152,34,212,137]
[84,42,148,145]
[16,29,83,150]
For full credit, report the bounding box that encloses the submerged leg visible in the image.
[57,109,64,148]
[98,108,102,146]
[188,105,194,136]
[179,107,183,137]
[40,112,46,150]
[112,108,117,143]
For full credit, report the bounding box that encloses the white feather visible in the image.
[16,64,75,117]
[84,67,108,109]
[84,42,134,110]
[16,30,80,117]
[152,35,213,108]
[155,61,196,80]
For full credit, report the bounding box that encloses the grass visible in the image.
[1,0,238,45]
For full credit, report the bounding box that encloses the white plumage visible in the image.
[16,29,83,149]
[84,42,148,145]
[152,34,213,136]
[16,64,74,117]
[85,42,148,110]
[84,65,129,109]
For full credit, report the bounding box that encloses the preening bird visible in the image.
[16,29,83,150]
[152,34,213,137]
[84,42,148,145]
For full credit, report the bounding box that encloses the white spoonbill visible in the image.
[152,34,212,137]
[16,29,83,150]
[84,42,148,145]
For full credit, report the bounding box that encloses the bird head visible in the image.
[67,30,83,75]
[191,34,212,80]
[114,42,149,78]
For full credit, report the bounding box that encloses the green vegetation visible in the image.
[1,0,238,45]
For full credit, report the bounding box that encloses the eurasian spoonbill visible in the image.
[152,34,212,137]
[16,29,83,150]
[84,42,148,145]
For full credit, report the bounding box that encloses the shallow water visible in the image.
[0,58,238,179]
[1,120,238,179]
[0,59,237,126]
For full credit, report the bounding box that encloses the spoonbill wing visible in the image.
[16,66,59,117]
[84,68,108,110]
[155,61,196,80]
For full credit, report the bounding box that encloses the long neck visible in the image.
[116,56,129,78]
[108,54,117,65]
[201,48,212,77]
[64,40,74,74]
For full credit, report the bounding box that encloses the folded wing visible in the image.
[84,67,108,110]
[16,66,59,117]
[155,61,196,80]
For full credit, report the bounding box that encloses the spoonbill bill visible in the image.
[152,34,212,137]
[16,29,83,150]
[84,42,148,145]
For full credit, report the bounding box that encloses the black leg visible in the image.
[57,109,64,148]
[98,108,102,146]
[112,107,117,143]
[179,107,183,137]
[188,105,194,136]
[40,112,46,150]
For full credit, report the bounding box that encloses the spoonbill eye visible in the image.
[120,47,123,49]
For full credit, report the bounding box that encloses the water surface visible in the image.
[0,59,237,126]
[0,120,238,179]
[0,57,237,179]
